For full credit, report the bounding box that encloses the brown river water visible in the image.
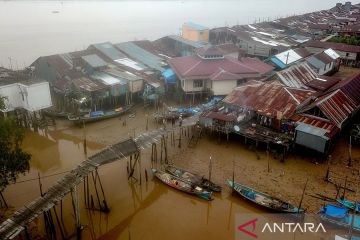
[3,105,360,239]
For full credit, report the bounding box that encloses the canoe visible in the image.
[68,105,132,124]
[43,110,69,118]
[152,168,212,201]
[165,165,221,192]
[337,199,360,212]
[320,204,360,232]
[227,180,303,213]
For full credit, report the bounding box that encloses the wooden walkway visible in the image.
[0,114,199,240]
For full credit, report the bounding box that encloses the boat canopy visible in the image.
[323,204,348,219]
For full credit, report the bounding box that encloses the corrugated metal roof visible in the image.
[295,123,330,140]
[72,77,107,92]
[81,54,108,68]
[91,72,126,86]
[91,42,127,61]
[299,89,356,128]
[277,62,318,89]
[223,81,314,119]
[327,72,360,106]
[115,42,165,71]
[325,48,340,59]
[114,58,146,71]
[294,114,339,138]
[274,49,302,65]
[104,68,142,82]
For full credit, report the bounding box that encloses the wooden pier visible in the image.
[0,114,199,240]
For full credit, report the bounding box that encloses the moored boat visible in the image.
[68,105,132,124]
[227,180,303,213]
[320,204,360,232]
[152,168,212,201]
[165,165,221,192]
[337,199,360,212]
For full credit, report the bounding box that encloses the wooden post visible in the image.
[325,155,331,182]
[232,158,235,193]
[38,172,43,197]
[342,176,348,200]
[267,142,270,173]
[298,178,308,213]
[83,120,87,155]
[71,186,82,239]
[209,156,212,182]
[348,135,352,167]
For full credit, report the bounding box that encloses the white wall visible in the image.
[22,83,52,111]
[212,80,237,96]
[0,84,23,111]
[0,82,52,112]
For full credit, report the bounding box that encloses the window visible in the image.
[199,31,203,35]
[346,53,350,57]
[193,80,203,88]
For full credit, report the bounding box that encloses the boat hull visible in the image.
[152,168,212,201]
[165,165,221,192]
[227,180,302,213]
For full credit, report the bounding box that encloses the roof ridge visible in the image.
[183,59,202,76]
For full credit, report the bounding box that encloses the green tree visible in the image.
[0,96,31,205]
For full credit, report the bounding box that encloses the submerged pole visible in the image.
[209,156,212,182]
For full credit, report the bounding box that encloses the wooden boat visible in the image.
[68,105,132,124]
[227,180,303,213]
[43,109,69,119]
[165,165,221,192]
[337,200,360,212]
[320,204,360,232]
[152,168,212,201]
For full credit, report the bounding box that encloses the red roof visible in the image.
[306,40,360,53]
[223,81,314,119]
[308,24,331,30]
[168,55,273,80]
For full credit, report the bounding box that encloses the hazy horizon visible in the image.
[0,0,349,67]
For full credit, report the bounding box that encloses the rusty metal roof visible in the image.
[276,61,318,89]
[293,114,339,138]
[299,89,357,128]
[201,110,236,122]
[223,81,314,119]
[72,77,107,92]
[327,72,360,106]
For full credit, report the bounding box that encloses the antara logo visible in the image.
[237,219,326,239]
[261,223,326,233]
[237,218,258,238]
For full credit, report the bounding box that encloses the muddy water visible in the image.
[3,106,360,239]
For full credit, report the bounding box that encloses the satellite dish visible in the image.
[234,125,240,132]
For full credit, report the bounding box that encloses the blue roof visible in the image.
[270,56,287,69]
[115,42,165,71]
[162,68,176,84]
[184,22,209,31]
[91,42,127,61]
[323,204,348,218]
